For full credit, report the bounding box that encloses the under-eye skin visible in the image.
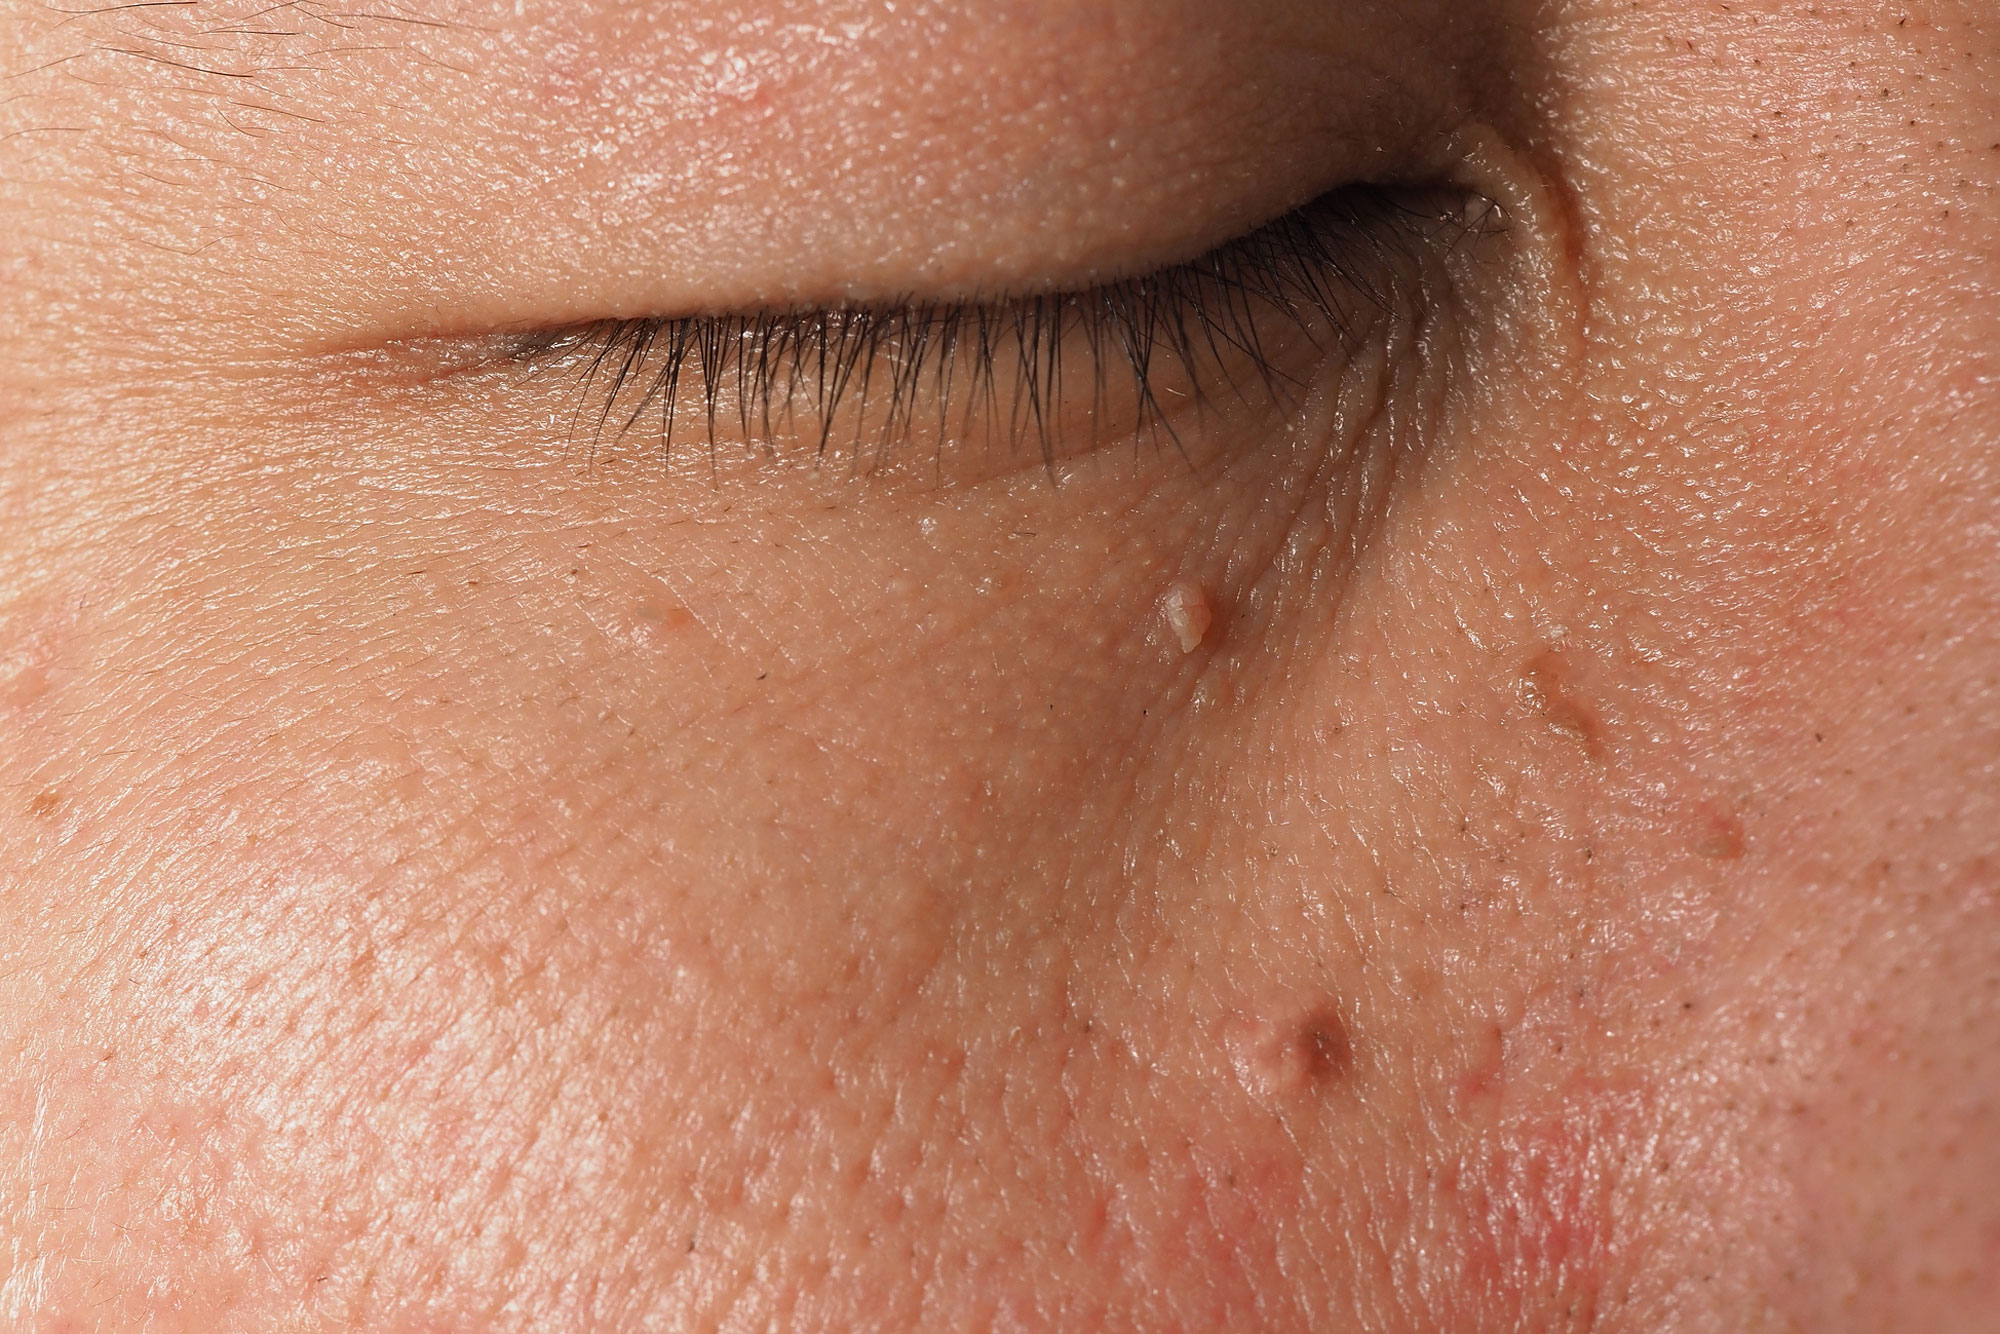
[512,185,1482,477]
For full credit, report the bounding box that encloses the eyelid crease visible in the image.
[511,186,1485,477]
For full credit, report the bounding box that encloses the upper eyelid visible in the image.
[510,186,1481,471]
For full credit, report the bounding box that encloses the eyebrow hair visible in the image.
[14,0,486,93]
[0,0,508,168]
[43,0,478,36]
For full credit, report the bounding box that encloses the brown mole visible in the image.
[1299,1012,1352,1081]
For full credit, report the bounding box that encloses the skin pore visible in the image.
[1,0,1996,1329]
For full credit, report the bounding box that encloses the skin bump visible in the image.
[1519,647,1604,758]
[1223,1005,1353,1104]
[1161,581,1215,655]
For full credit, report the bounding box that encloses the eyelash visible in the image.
[514,186,1473,472]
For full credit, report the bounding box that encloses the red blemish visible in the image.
[1155,1108,1316,1325]
[1692,801,1746,860]
[1456,1022,1509,1107]
[1445,1079,1640,1330]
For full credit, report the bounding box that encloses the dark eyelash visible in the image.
[515,186,1472,472]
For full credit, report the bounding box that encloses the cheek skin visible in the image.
[1518,2,2000,1325]
[0,312,1430,1326]
[0,220,1649,1329]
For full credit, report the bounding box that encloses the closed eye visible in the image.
[507,185,1485,480]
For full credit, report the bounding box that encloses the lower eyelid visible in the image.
[503,185,1480,481]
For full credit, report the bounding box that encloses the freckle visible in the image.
[1161,581,1213,654]
[1692,802,1746,860]
[637,600,696,633]
[29,789,61,819]
[1456,1022,1508,1106]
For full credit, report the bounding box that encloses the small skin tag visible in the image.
[1161,582,1213,654]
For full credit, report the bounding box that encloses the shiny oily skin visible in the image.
[2,2,1999,1332]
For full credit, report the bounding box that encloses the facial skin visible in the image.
[1,0,1996,1328]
